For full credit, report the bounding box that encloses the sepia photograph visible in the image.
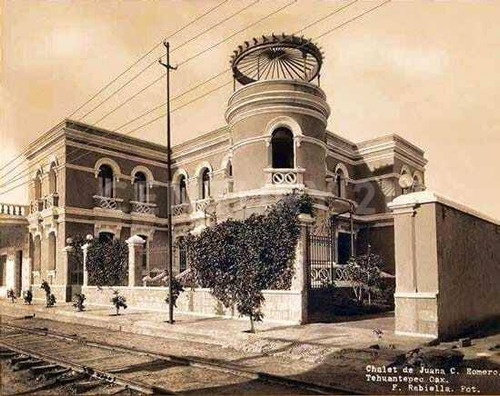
[0,0,499,394]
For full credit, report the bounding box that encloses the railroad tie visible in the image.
[9,355,30,365]
[41,367,71,380]
[30,364,61,375]
[0,351,16,359]
[13,358,45,371]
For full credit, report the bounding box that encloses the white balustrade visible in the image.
[43,193,59,210]
[0,203,28,216]
[172,203,190,216]
[264,168,304,186]
[194,198,212,213]
[130,200,157,215]
[93,195,124,210]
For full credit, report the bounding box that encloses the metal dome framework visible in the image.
[231,34,323,86]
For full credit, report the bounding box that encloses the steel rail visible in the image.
[0,322,359,395]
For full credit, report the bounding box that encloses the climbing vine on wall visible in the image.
[86,239,129,287]
[185,193,311,332]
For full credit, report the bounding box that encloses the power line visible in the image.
[77,0,260,123]
[0,0,293,190]
[95,0,297,128]
[0,0,391,197]
[0,0,230,177]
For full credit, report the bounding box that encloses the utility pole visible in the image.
[159,41,177,324]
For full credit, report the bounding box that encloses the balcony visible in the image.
[93,195,124,210]
[30,199,44,214]
[130,200,157,216]
[264,168,305,186]
[194,198,212,213]
[172,203,190,216]
[43,193,59,210]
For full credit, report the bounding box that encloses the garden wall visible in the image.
[389,191,500,339]
[82,286,304,323]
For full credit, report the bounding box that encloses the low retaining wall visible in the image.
[82,286,304,324]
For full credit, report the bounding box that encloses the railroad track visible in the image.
[0,323,357,395]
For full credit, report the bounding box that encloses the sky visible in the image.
[1,0,499,219]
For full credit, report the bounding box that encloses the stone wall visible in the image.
[389,191,500,339]
[81,286,304,323]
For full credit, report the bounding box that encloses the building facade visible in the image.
[1,34,427,319]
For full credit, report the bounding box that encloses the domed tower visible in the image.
[225,34,330,196]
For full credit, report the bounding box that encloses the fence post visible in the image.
[126,235,145,287]
[292,213,315,324]
[81,243,89,287]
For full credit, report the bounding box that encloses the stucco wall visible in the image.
[390,191,500,339]
[435,203,500,337]
[82,286,304,324]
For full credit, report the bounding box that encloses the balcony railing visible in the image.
[93,195,124,210]
[194,198,212,213]
[264,168,305,186]
[172,203,190,216]
[30,199,44,214]
[0,203,28,216]
[43,193,59,210]
[130,200,157,215]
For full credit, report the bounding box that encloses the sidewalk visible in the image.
[0,299,424,360]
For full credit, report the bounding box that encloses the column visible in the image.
[81,243,90,287]
[291,213,315,324]
[126,235,145,287]
[388,193,440,338]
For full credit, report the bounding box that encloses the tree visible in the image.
[165,278,185,308]
[186,193,307,332]
[344,246,384,305]
[111,290,127,315]
[23,290,33,305]
[41,280,56,307]
[6,289,16,303]
[73,293,86,312]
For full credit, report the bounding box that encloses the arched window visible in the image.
[98,165,114,198]
[271,127,294,169]
[201,169,210,199]
[34,171,42,200]
[133,172,147,203]
[227,161,233,178]
[336,168,345,198]
[48,232,56,270]
[48,165,57,194]
[178,175,187,204]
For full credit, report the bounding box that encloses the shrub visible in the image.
[69,236,128,287]
[186,193,306,332]
[47,294,56,307]
[6,289,16,303]
[73,293,86,312]
[23,290,33,305]
[344,246,384,305]
[111,290,127,315]
[87,239,128,287]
